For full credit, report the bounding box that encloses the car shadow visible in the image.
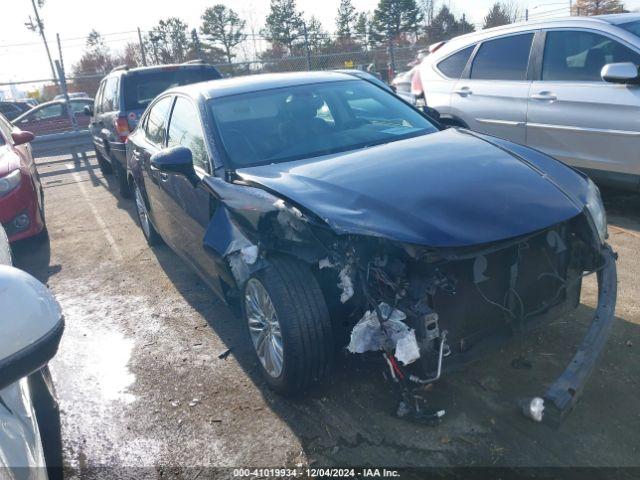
[148,241,640,467]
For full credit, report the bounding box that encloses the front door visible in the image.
[451,32,535,144]
[161,96,221,288]
[139,96,174,240]
[527,29,640,178]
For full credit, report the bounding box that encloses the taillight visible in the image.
[115,117,130,142]
[411,68,424,98]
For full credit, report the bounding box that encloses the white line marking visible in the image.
[66,163,123,261]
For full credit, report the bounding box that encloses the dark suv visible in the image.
[86,62,221,196]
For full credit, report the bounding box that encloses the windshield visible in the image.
[619,20,640,37]
[123,68,220,110]
[209,80,438,168]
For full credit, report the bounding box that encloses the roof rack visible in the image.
[110,64,129,73]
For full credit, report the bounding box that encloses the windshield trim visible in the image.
[207,80,438,170]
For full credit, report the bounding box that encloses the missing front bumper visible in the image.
[527,245,617,425]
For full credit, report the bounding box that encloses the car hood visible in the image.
[236,129,586,248]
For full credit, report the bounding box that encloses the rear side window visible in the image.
[471,33,534,81]
[437,46,475,79]
[101,77,119,112]
[144,96,173,146]
[542,30,640,81]
[122,68,221,111]
[167,97,209,172]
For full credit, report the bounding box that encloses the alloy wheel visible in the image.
[245,278,284,378]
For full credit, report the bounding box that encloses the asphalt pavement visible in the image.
[11,147,640,478]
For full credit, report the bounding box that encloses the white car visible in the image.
[416,13,640,191]
[0,225,64,479]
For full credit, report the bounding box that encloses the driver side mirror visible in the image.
[0,266,64,391]
[151,146,197,181]
[12,130,35,146]
[83,105,94,116]
[601,62,640,84]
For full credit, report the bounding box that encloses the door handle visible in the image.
[530,92,557,101]
[453,87,473,96]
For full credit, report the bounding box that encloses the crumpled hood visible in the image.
[237,129,586,248]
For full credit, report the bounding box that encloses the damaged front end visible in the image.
[200,174,616,425]
[314,212,616,424]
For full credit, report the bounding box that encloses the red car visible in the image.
[0,113,45,242]
[12,98,93,136]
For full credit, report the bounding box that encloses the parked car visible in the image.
[0,223,64,479]
[127,72,616,423]
[53,91,89,101]
[86,62,222,197]
[0,113,46,242]
[416,13,640,192]
[12,98,93,136]
[0,101,31,121]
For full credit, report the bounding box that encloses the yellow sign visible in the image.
[343,60,354,68]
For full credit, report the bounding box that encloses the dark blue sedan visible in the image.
[126,72,616,423]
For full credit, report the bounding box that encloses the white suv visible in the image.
[416,13,640,191]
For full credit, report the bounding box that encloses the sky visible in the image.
[1,0,640,90]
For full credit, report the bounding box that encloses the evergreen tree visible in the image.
[336,0,357,39]
[483,2,514,29]
[306,16,328,52]
[147,18,189,64]
[262,0,305,53]
[371,0,423,41]
[200,5,246,64]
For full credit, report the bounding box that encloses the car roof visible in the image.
[167,71,358,101]
[432,13,640,59]
[107,63,220,78]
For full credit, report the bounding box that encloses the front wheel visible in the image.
[243,257,333,394]
[114,161,131,198]
[134,183,162,246]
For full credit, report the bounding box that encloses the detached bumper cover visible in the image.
[542,245,617,424]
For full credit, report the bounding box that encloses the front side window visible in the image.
[145,97,173,146]
[209,79,438,168]
[94,81,105,114]
[471,33,534,81]
[437,46,475,79]
[70,100,91,114]
[167,97,209,172]
[542,30,640,81]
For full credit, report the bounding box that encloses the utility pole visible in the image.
[387,23,396,82]
[191,29,203,59]
[302,21,312,71]
[28,0,57,85]
[55,33,65,97]
[462,13,466,33]
[137,27,148,66]
[55,60,78,131]
[525,8,529,21]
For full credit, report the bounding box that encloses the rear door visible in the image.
[527,29,640,179]
[90,81,106,154]
[451,32,535,143]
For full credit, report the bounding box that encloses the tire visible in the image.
[134,183,162,246]
[243,256,333,394]
[114,161,131,198]
[95,148,113,175]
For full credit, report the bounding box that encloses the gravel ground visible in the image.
[11,147,640,477]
